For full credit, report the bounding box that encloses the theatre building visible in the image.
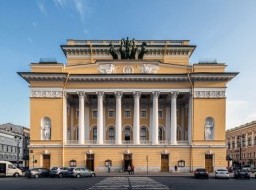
[18,38,237,172]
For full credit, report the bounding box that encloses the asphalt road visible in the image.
[0,176,256,190]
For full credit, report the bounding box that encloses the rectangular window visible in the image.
[158,110,163,118]
[93,111,97,118]
[141,110,147,118]
[124,110,131,118]
[108,110,115,118]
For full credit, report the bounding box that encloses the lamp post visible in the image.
[237,134,244,165]
[14,136,22,168]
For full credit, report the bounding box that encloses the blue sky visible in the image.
[0,0,256,129]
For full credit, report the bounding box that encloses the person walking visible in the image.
[131,165,134,175]
[127,165,131,175]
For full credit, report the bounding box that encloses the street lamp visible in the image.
[237,134,244,165]
[14,136,22,168]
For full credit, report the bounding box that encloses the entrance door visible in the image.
[86,154,94,171]
[42,154,50,169]
[161,154,169,172]
[205,154,213,172]
[124,154,132,171]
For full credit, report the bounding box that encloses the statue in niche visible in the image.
[109,42,118,59]
[43,122,51,140]
[205,118,214,140]
[138,41,148,59]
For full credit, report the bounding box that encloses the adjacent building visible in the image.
[226,121,256,166]
[18,38,237,172]
[0,123,30,167]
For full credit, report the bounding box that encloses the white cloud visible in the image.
[28,38,33,43]
[53,0,66,9]
[83,28,88,35]
[226,100,256,129]
[73,0,91,21]
[38,2,47,15]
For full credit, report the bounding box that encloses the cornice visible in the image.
[18,72,238,83]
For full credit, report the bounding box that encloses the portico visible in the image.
[63,89,190,146]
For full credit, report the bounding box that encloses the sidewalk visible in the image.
[96,171,195,177]
[96,171,240,177]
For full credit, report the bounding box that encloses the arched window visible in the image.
[205,117,214,140]
[108,127,115,142]
[140,127,147,142]
[93,127,97,141]
[159,126,165,141]
[41,117,51,140]
[124,127,131,141]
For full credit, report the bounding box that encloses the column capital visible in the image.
[115,91,123,98]
[133,91,141,98]
[96,91,104,98]
[152,91,160,98]
[170,91,179,98]
[63,91,69,98]
[77,91,85,97]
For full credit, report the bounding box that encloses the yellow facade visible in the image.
[19,39,237,173]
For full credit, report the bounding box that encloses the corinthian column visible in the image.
[115,91,123,145]
[170,91,179,145]
[152,91,160,145]
[78,92,85,144]
[63,92,68,144]
[97,91,104,145]
[133,91,141,145]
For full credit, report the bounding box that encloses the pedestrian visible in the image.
[175,165,178,172]
[131,165,134,175]
[108,165,111,173]
[127,165,131,175]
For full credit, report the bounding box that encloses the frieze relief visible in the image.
[31,90,63,98]
[194,91,225,98]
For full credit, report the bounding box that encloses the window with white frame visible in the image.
[108,110,115,118]
[141,110,147,118]
[92,110,97,118]
[140,127,147,141]
[158,110,163,118]
[124,110,131,118]
[93,127,97,141]
[108,127,115,141]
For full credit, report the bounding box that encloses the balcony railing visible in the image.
[66,140,189,145]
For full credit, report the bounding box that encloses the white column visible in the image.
[188,93,192,144]
[97,91,104,145]
[152,91,160,145]
[165,105,171,142]
[252,131,254,146]
[170,91,179,145]
[78,92,85,144]
[115,91,123,145]
[70,107,74,140]
[181,106,185,140]
[150,105,153,142]
[63,92,68,144]
[245,133,248,147]
[84,103,90,142]
[133,91,141,145]
[235,135,237,148]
